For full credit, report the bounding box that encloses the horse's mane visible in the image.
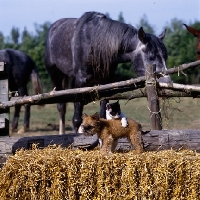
[74,12,137,77]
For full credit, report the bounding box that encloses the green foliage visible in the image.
[115,63,137,81]
[0,13,200,90]
[19,22,51,90]
[1,22,51,91]
[11,26,20,44]
[0,32,4,49]
[136,14,155,34]
[115,13,156,81]
[164,19,200,83]
[118,12,125,23]
[115,12,138,80]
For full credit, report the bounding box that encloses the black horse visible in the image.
[45,11,171,134]
[0,49,43,133]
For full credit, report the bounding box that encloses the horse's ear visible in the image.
[158,29,167,41]
[183,24,200,37]
[138,27,147,44]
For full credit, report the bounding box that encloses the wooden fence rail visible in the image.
[0,61,200,162]
[0,60,200,109]
[1,130,200,155]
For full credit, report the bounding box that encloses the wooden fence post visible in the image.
[0,62,9,136]
[145,64,162,130]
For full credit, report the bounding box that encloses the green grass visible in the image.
[10,97,200,136]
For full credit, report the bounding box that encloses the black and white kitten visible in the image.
[106,100,128,127]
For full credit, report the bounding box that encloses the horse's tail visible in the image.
[31,66,43,97]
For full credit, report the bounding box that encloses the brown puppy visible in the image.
[81,113,143,154]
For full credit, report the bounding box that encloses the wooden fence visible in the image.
[0,60,200,159]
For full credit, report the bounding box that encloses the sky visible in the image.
[0,0,199,37]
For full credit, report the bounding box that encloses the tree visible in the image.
[118,12,125,23]
[1,22,51,91]
[115,12,137,81]
[1,14,199,87]
[0,32,4,49]
[164,18,200,84]
[105,12,110,18]
[11,27,20,44]
[136,14,155,34]
[22,27,31,42]
[19,22,51,90]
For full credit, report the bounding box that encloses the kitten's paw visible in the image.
[122,122,128,127]
[121,118,128,127]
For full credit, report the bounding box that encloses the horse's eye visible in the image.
[197,51,200,56]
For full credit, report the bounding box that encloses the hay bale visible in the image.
[0,145,200,199]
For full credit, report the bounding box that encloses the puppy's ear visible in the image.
[82,113,88,119]
[117,100,119,104]
[92,112,100,120]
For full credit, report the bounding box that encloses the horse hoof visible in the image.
[11,128,18,133]
[17,126,29,134]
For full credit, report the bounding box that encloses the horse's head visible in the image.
[131,27,172,83]
[184,24,200,60]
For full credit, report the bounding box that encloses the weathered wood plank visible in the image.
[145,64,162,130]
[0,62,9,136]
[0,79,8,103]
[0,118,9,131]
[0,62,4,71]
[0,130,200,156]
[0,118,6,128]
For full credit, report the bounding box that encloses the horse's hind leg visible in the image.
[57,103,66,134]
[11,105,21,132]
[100,99,109,118]
[73,102,84,133]
[17,86,30,133]
[46,66,67,134]
[23,104,30,132]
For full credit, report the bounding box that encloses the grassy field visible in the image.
[10,98,200,136]
[9,97,200,136]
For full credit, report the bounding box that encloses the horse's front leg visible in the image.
[100,99,109,118]
[57,102,66,135]
[73,102,84,133]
